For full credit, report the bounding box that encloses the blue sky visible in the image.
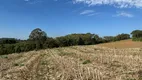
[0,0,142,39]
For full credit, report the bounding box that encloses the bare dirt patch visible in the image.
[97,39,142,48]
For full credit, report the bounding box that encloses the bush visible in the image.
[44,38,59,48]
[116,33,130,41]
[131,30,142,42]
[0,41,37,55]
[5,44,15,54]
[132,37,142,41]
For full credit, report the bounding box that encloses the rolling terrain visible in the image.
[0,40,142,80]
[97,39,142,48]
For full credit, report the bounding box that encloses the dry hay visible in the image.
[0,45,142,80]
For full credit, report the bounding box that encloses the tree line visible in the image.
[1,28,139,55]
[131,30,142,41]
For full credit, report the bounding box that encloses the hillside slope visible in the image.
[0,45,142,80]
[97,39,142,48]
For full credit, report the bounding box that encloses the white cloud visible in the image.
[24,0,42,4]
[80,10,99,16]
[73,0,142,8]
[80,10,94,15]
[114,11,134,18]
[24,0,29,1]
[87,13,99,16]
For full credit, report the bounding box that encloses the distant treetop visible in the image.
[29,28,47,41]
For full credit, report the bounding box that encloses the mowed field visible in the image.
[97,39,142,48]
[0,40,142,80]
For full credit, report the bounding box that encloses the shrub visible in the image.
[44,38,59,48]
[0,38,17,44]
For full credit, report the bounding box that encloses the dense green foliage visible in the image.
[103,36,116,42]
[131,30,142,41]
[0,28,132,55]
[29,28,47,41]
[43,37,59,48]
[0,41,36,55]
[29,28,47,49]
[103,33,130,42]
[116,33,130,40]
[0,38,18,44]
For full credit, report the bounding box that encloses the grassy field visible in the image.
[97,39,142,48]
[0,41,142,80]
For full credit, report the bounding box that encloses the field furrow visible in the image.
[0,45,142,80]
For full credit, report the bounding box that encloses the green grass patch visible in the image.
[0,55,8,59]
[138,70,142,80]
[14,63,24,66]
[59,52,74,56]
[41,61,48,65]
[82,60,91,64]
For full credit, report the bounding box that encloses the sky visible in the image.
[0,0,142,39]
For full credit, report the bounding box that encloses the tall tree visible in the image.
[29,28,47,41]
[131,30,142,38]
[29,28,47,49]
